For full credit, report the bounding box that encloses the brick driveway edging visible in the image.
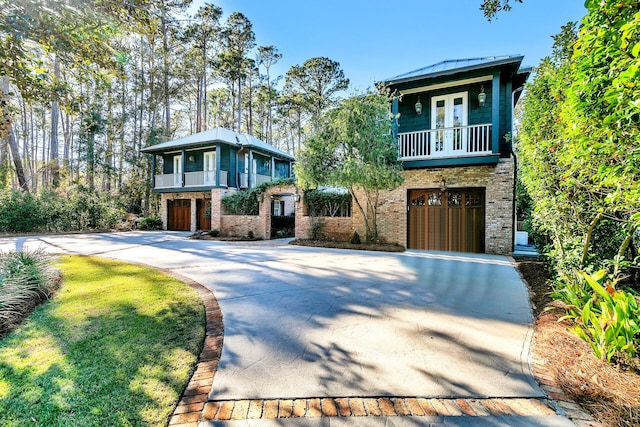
[164,271,224,427]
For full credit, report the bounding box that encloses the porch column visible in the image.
[181,149,186,187]
[491,73,500,155]
[248,150,254,188]
[216,143,222,186]
[151,155,156,189]
[505,79,513,150]
[271,157,275,179]
[391,94,399,140]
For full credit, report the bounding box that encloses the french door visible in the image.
[173,155,182,187]
[203,151,216,185]
[431,92,468,157]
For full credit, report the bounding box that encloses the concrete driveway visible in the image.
[0,232,571,425]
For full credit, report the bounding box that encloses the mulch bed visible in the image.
[515,259,640,427]
[289,239,405,252]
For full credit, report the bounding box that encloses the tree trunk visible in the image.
[50,56,60,187]
[0,136,7,188]
[0,78,29,192]
[162,14,171,135]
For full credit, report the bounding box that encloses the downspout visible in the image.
[511,86,524,253]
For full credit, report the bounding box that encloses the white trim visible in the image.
[430,92,468,157]
[398,75,492,95]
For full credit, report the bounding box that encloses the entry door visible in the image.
[431,92,467,157]
[203,151,216,185]
[173,155,182,187]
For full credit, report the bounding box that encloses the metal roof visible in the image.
[140,127,294,160]
[383,55,525,85]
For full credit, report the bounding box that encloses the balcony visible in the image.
[398,124,492,161]
[239,172,274,188]
[154,170,228,189]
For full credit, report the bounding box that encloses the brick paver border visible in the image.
[201,397,559,421]
[163,271,224,427]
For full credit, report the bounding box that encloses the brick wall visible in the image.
[220,215,264,239]
[352,158,515,255]
[296,216,354,241]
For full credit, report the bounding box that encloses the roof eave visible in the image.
[383,55,525,86]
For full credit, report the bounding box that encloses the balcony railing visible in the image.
[154,170,228,189]
[239,172,274,188]
[398,123,492,161]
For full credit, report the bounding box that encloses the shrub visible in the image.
[138,217,163,230]
[554,269,640,362]
[208,229,220,237]
[222,190,259,215]
[310,217,324,240]
[247,230,255,239]
[0,249,61,337]
[350,231,361,245]
[304,190,351,217]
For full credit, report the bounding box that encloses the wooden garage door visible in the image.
[197,199,211,231]
[408,189,485,253]
[168,199,191,231]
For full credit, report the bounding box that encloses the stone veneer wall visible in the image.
[351,158,515,255]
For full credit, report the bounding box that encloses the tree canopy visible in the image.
[295,91,403,241]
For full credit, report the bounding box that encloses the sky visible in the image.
[191,0,588,92]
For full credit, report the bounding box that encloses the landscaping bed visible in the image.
[290,239,405,252]
[516,259,640,427]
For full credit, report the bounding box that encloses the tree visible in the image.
[182,3,222,132]
[295,92,404,241]
[216,12,255,131]
[517,1,640,279]
[480,0,523,19]
[284,57,349,126]
[257,45,282,143]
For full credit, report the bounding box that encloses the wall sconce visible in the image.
[414,97,422,115]
[293,193,301,202]
[270,195,274,201]
[439,179,447,191]
[478,85,486,107]
[256,193,264,202]
[188,155,195,162]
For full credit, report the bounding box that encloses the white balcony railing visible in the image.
[398,123,492,161]
[154,170,228,189]
[254,173,272,186]
[239,172,249,188]
[155,173,182,188]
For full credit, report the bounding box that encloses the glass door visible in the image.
[173,155,182,187]
[203,151,216,185]
[431,92,467,157]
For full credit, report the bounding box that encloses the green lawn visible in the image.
[0,256,205,426]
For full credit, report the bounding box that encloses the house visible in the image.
[140,127,295,232]
[365,55,530,254]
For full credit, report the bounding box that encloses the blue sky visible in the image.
[193,0,587,91]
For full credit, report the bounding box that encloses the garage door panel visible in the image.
[168,199,191,231]
[408,189,485,253]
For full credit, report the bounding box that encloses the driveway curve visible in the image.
[0,232,571,426]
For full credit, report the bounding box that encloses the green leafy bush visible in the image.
[138,217,163,230]
[0,186,122,233]
[221,189,259,215]
[304,190,352,217]
[208,229,220,237]
[350,231,361,245]
[554,269,640,362]
[0,249,60,337]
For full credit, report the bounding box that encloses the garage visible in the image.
[168,199,191,231]
[408,188,485,253]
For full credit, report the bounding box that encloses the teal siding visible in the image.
[275,160,290,178]
[184,151,204,173]
[227,147,237,187]
[254,153,270,176]
[219,144,231,173]
[468,83,492,125]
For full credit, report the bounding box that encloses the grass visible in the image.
[0,256,205,426]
